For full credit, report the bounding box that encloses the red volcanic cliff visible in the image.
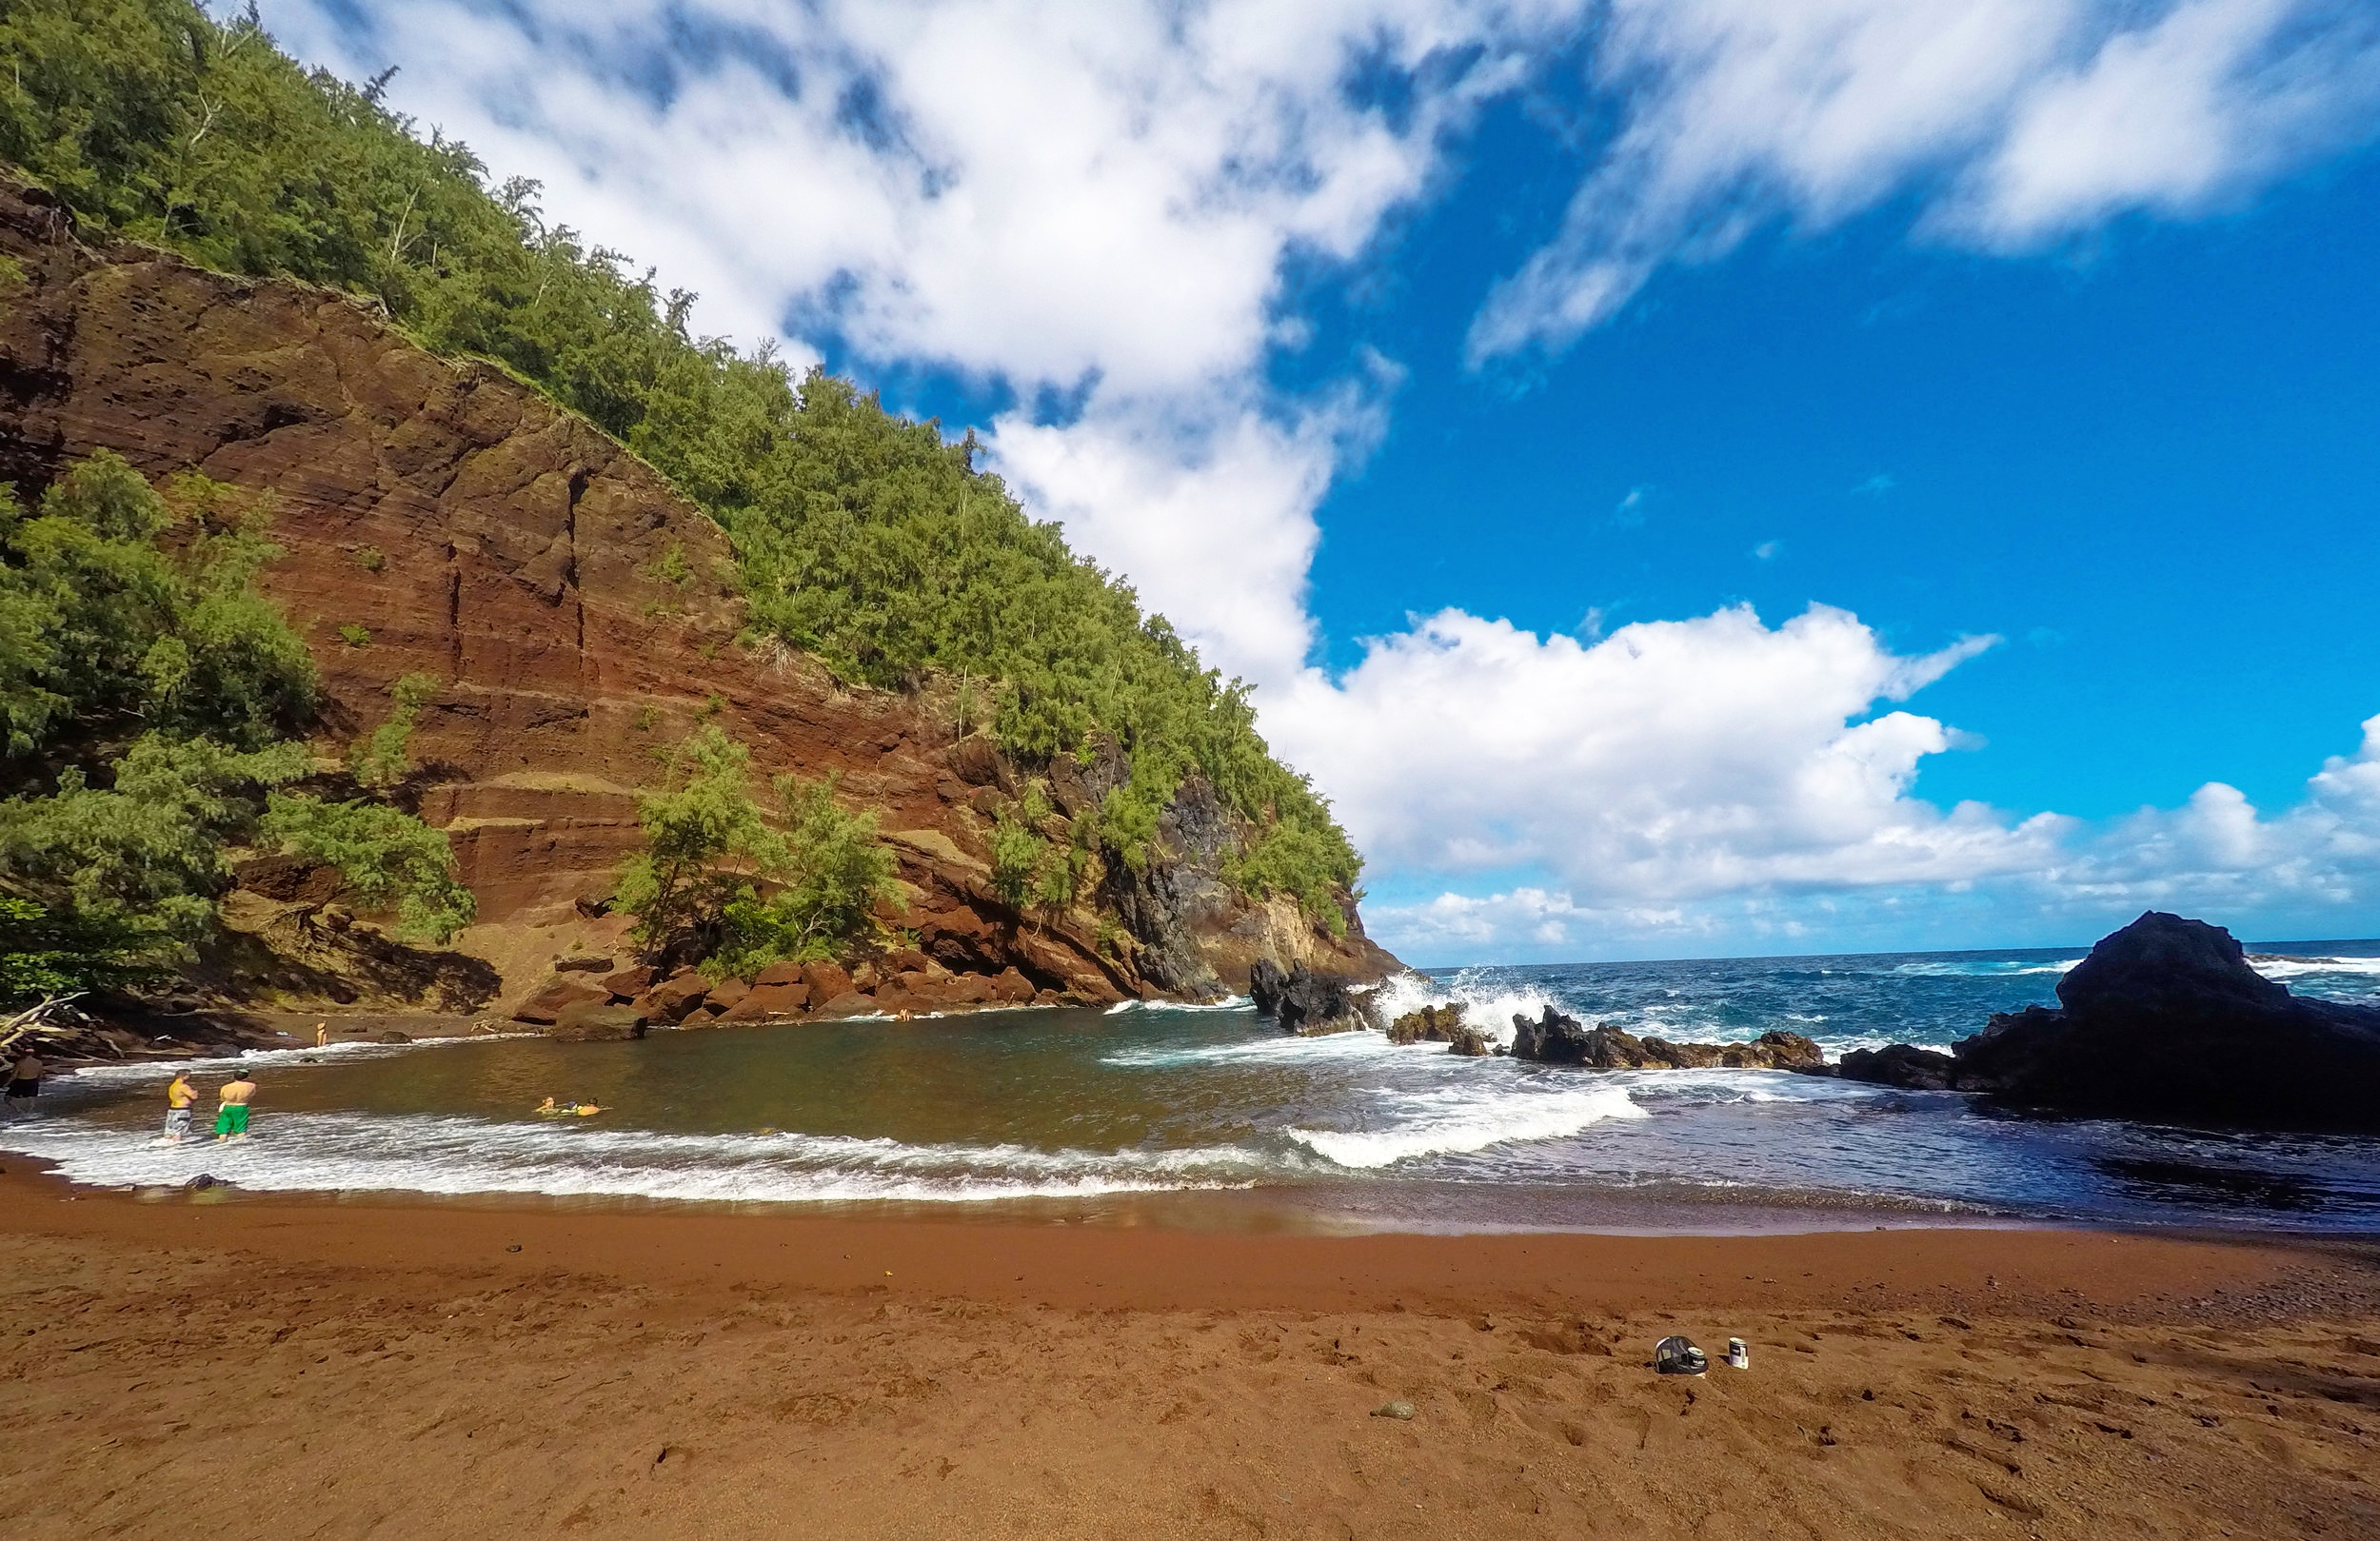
[0,180,1398,1011]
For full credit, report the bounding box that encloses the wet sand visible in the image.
[4,1165,2376,1538]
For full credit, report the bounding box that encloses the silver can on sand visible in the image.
[1726,1337,1749,1370]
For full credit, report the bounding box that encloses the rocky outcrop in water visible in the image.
[1444,1023,1494,1057]
[1249,960,1378,1037]
[1832,1043,1960,1091]
[1988,914,2373,1129]
[1506,1007,1821,1071]
[1386,1002,1466,1045]
[1825,912,2380,1133]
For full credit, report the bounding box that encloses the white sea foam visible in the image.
[1101,1030,1408,1069]
[52,1033,536,1089]
[2250,955,2380,980]
[1889,958,2083,978]
[0,1111,1300,1204]
[1105,995,1251,1015]
[1286,1080,1646,1169]
[1368,970,1573,1046]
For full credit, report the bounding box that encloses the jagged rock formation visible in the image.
[1386,1002,1466,1045]
[1508,1006,1822,1071]
[0,179,1398,1013]
[1828,911,2380,1133]
[1831,1043,1960,1091]
[1248,959,1379,1037]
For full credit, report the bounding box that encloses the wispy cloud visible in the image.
[1466,0,2380,365]
[1610,483,1655,528]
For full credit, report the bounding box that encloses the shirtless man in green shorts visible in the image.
[214,1070,257,1139]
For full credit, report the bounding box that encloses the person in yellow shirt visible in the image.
[163,1071,196,1143]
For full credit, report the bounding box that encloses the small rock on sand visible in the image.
[1371,1400,1415,1420]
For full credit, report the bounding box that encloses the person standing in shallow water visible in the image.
[163,1071,196,1142]
[214,1070,256,1140]
[6,1048,41,1116]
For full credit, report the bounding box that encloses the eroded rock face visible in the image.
[1949,912,2380,1132]
[0,179,1398,1011]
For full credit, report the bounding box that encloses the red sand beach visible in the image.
[4,1165,2377,1538]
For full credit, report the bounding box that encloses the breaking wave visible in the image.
[1287,1079,1647,1170]
[0,1112,1303,1204]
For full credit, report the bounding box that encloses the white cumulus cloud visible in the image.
[1267,603,2055,900]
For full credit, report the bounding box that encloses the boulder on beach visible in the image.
[633,969,714,1025]
[548,1001,648,1042]
[512,975,610,1026]
[1249,959,1374,1036]
[1938,911,2380,1132]
[599,964,654,998]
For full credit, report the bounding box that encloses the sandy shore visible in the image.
[3,1167,2376,1539]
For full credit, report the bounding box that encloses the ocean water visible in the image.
[9,942,2380,1234]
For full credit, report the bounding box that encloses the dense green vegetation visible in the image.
[0,0,1361,922]
[615,724,897,973]
[0,453,472,998]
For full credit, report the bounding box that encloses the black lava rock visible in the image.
[1835,912,2380,1133]
[1950,912,2380,1132]
[1248,960,1370,1036]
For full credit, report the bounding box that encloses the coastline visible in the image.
[7,1163,2377,1538]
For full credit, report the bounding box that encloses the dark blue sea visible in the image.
[8,941,2380,1235]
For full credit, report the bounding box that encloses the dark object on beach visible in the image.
[377,1030,411,1044]
[1249,960,1374,1037]
[183,1174,220,1191]
[1834,1043,1961,1091]
[1827,912,2380,1134]
[1654,1336,1707,1375]
[1508,1007,1821,1071]
[1446,1024,1493,1057]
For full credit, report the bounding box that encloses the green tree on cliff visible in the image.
[0,452,474,991]
[617,724,896,972]
[0,0,1364,929]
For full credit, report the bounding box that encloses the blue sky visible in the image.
[266,0,2380,963]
